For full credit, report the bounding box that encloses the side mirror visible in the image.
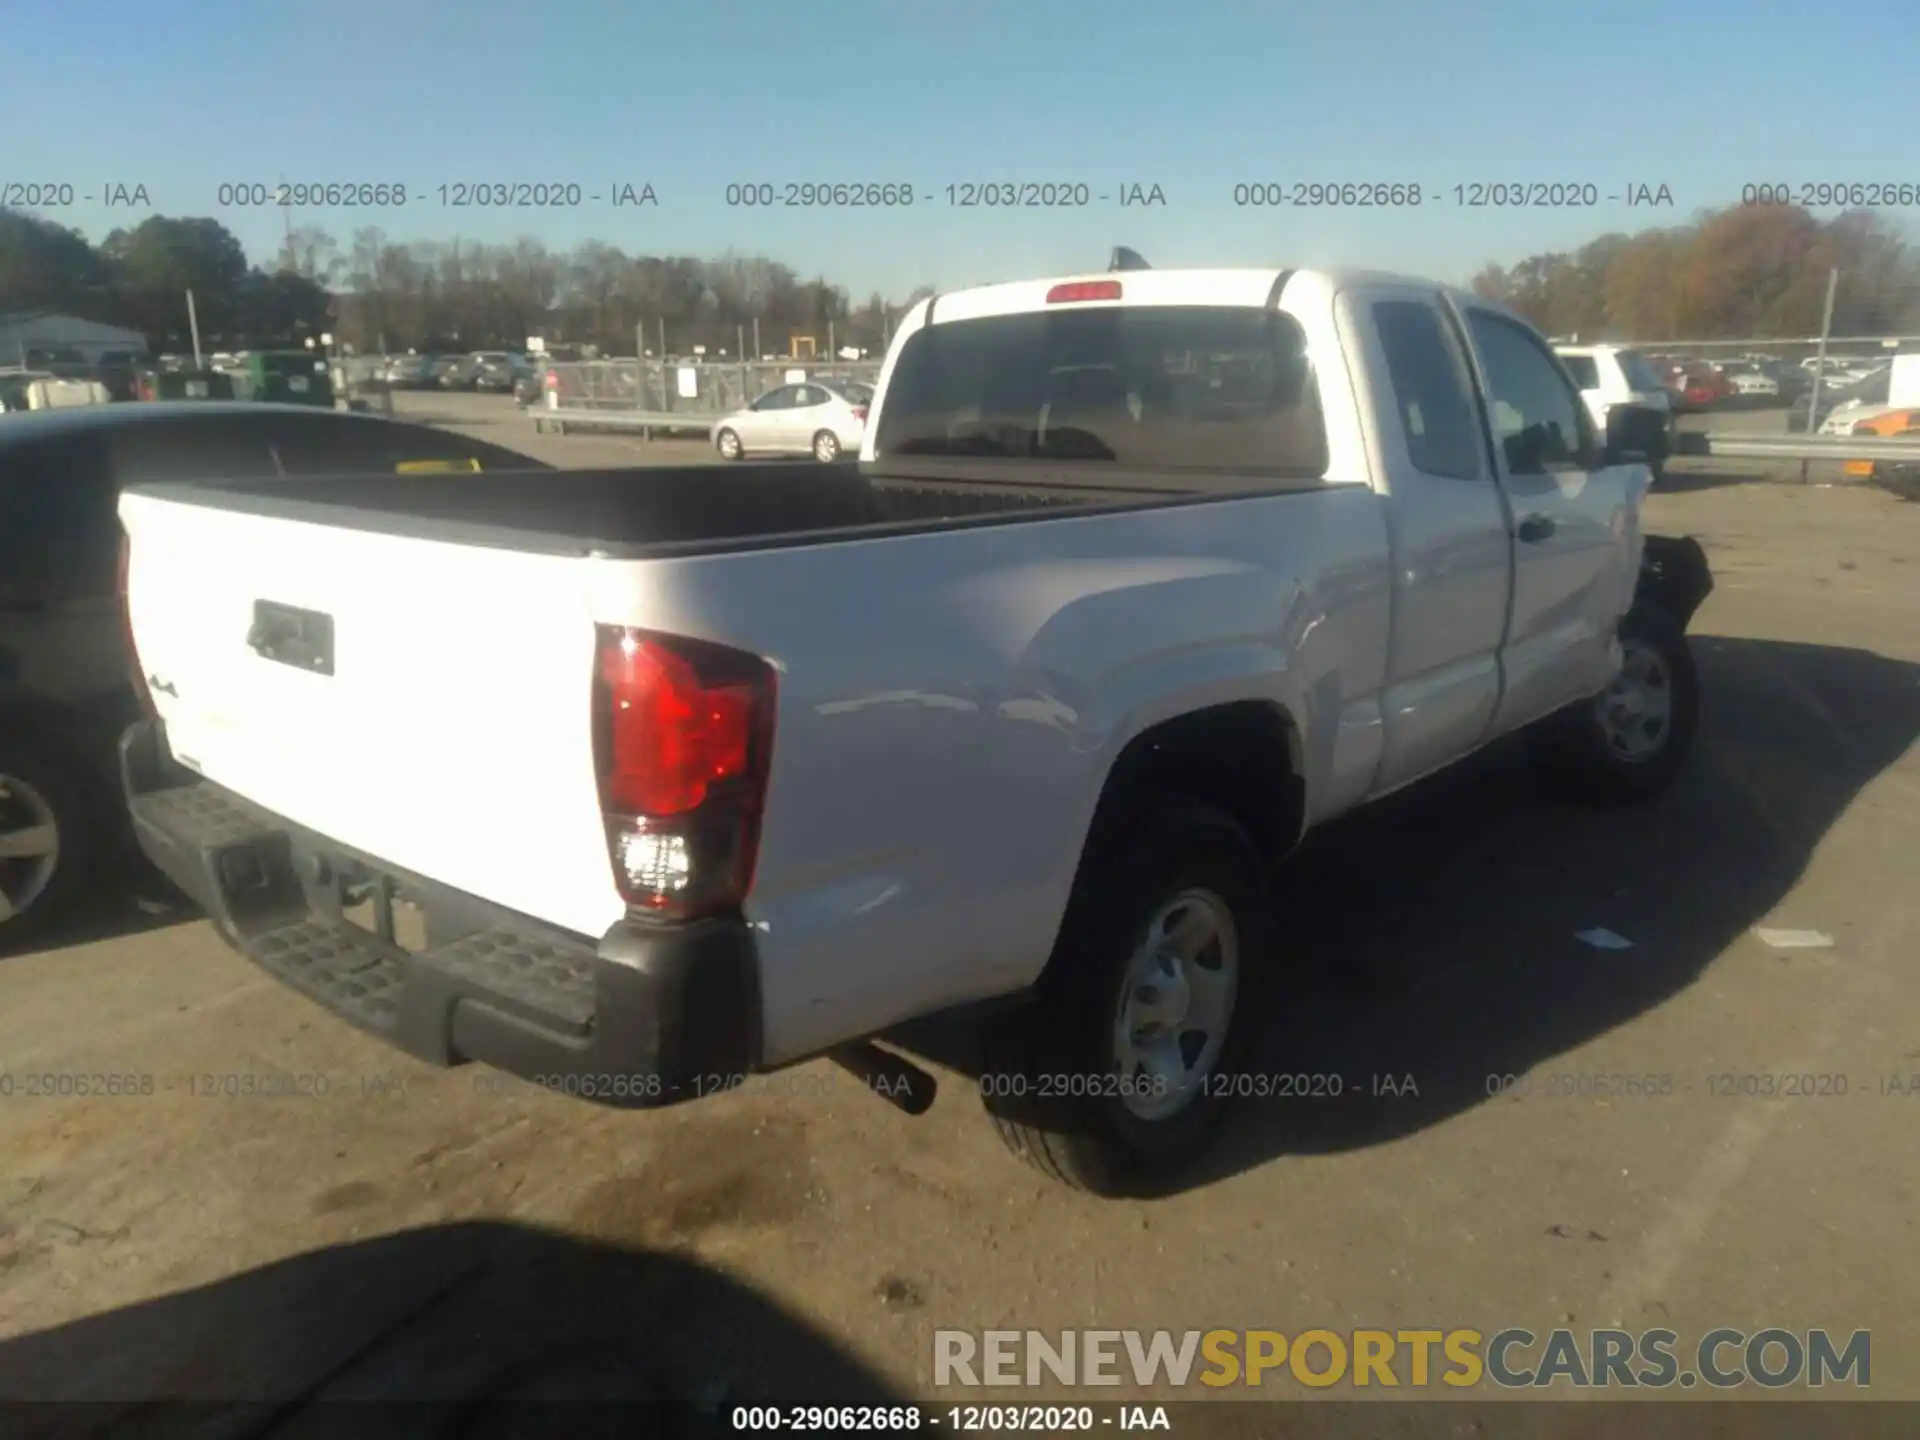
[1602,403,1669,467]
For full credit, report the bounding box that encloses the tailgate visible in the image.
[119,489,626,940]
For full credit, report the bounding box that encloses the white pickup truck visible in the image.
[117,263,1710,1194]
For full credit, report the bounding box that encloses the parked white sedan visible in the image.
[711,381,870,463]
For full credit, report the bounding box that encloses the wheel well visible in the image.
[1084,702,1305,871]
[0,696,119,813]
[1636,534,1713,628]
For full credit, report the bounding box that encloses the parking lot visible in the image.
[1,403,1917,1423]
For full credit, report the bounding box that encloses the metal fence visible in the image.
[540,358,884,417]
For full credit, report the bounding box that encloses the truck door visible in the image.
[1344,287,1513,795]
[1451,302,1644,735]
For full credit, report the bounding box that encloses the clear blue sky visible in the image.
[10,0,1916,298]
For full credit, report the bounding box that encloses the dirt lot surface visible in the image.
[1,418,1916,1432]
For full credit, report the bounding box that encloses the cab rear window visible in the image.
[874,305,1327,476]
[1559,355,1601,389]
[1616,351,1664,391]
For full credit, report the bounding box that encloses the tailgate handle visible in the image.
[247,600,335,676]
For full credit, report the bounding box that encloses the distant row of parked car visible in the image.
[2,352,344,415]
[1643,351,1895,416]
[380,351,544,394]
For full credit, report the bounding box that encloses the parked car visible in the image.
[710,381,870,462]
[470,352,532,394]
[1680,369,1734,411]
[1554,345,1673,478]
[436,355,481,390]
[115,264,1707,1193]
[1714,362,1782,404]
[1814,368,1896,431]
[0,369,113,413]
[1753,359,1811,405]
[230,352,337,408]
[1844,408,1920,498]
[382,355,441,390]
[0,404,553,947]
[135,367,237,402]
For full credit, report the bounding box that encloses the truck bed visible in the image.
[153,460,1333,558]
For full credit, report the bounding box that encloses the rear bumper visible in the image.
[120,719,760,1107]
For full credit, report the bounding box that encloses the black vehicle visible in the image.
[384,354,442,390]
[0,403,552,945]
[472,352,532,394]
[134,367,236,402]
[435,355,480,390]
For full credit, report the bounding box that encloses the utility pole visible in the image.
[1802,267,1840,483]
[186,289,204,368]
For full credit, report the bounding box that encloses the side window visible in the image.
[1372,300,1484,481]
[1559,354,1600,390]
[754,387,792,411]
[1465,311,1591,475]
[0,435,118,600]
[795,385,824,407]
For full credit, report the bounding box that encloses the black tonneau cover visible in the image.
[155,459,1344,559]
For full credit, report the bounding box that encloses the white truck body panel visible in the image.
[120,264,1654,1070]
[121,497,627,941]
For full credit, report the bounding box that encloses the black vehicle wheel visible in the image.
[715,428,744,461]
[980,792,1275,1195]
[1876,462,1920,502]
[1531,606,1700,806]
[0,738,99,949]
[812,430,841,463]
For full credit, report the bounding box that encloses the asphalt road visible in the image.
[0,415,1915,1427]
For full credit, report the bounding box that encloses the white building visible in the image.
[0,312,149,366]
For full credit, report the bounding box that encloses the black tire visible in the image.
[1877,463,1920,502]
[1531,606,1699,806]
[715,427,744,461]
[0,736,99,950]
[812,429,840,464]
[979,792,1275,1195]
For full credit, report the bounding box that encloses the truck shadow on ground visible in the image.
[897,636,1920,1197]
[1653,465,1784,494]
[0,1221,902,1439]
[0,856,196,962]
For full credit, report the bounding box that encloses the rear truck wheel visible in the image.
[1877,461,1920,502]
[980,793,1274,1195]
[0,738,98,949]
[1531,605,1700,806]
[812,429,840,463]
[715,427,743,461]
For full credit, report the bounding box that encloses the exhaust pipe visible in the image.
[830,1042,938,1116]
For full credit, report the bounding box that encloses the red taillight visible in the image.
[1046,280,1123,304]
[544,369,558,388]
[592,628,777,919]
[851,405,868,421]
[118,532,156,718]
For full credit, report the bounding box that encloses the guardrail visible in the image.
[1683,433,1920,461]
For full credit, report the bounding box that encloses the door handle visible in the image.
[1517,514,1557,543]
